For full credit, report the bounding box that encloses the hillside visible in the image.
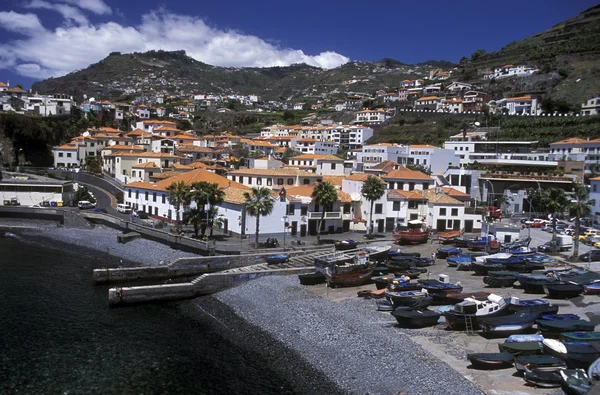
[458,4,600,106]
[31,51,449,102]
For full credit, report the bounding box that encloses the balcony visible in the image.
[307,211,342,219]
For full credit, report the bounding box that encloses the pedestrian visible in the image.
[431,252,437,265]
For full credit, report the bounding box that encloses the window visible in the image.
[451,208,458,216]
[408,201,419,209]
[231,176,236,182]
[288,204,295,215]
[331,163,336,170]
[595,184,597,192]
[267,178,272,186]
[67,153,71,158]
[343,204,351,214]
[393,201,400,211]
[408,182,415,191]
[303,179,310,185]
[248,177,252,184]
[287,178,294,185]
[58,152,64,157]
[423,183,429,190]
[153,192,157,202]
[257,177,262,185]
[162,195,166,204]
[375,204,382,214]
[439,208,447,216]
[132,171,136,177]
[138,159,143,164]
[239,176,244,184]
[136,191,139,199]
[122,170,126,175]
[128,190,131,198]
[301,206,308,216]
[145,191,149,200]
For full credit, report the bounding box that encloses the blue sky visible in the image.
[0,0,597,89]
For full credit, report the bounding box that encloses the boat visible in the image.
[417,280,463,296]
[443,291,491,304]
[392,269,425,279]
[508,298,559,316]
[505,334,545,343]
[563,272,600,286]
[559,369,592,395]
[499,341,543,357]
[517,273,560,294]
[442,294,510,331]
[544,284,585,299]
[523,365,564,388]
[391,307,441,327]
[466,352,514,370]
[540,314,581,321]
[314,251,376,287]
[561,332,600,345]
[436,247,462,259]
[334,239,359,251]
[536,319,595,336]
[584,283,600,294]
[413,257,434,267]
[478,311,539,336]
[372,276,421,291]
[375,299,394,312]
[446,254,472,267]
[264,254,289,265]
[588,355,600,382]
[472,262,506,276]
[298,271,326,285]
[503,237,532,249]
[486,255,527,265]
[467,237,489,251]
[388,250,420,258]
[483,272,518,288]
[526,253,558,264]
[514,355,566,372]
[503,261,545,274]
[557,342,600,369]
[372,265,390,276]
[384,290,431,308]
[392,226,429,245]
[475,252,512,263]
[452,237,472,248]
[362,245,392,261]
[456,261,473,271]
[436,230,464,244]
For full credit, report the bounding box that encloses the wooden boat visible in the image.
[443,294,510,330]
[437,229,464,243]
[561,332,600,345]
[436,246,462,259]
[544,284,585,299]
[559,369,592,395]
[314,251,375,288]
[515,355,566,372]
[499,341,543,357]
[391,307,441,327]
[372,276,421,291]
[523,366,564,388]
[536,319,595,336]
[479,311,539,336]
[298,271,326,285]
[393,228,429,245]
[467,352,514,370]
[334,239,359,251]
[452,237,472,248]
[264,254,289,265]
[443,291,490,304]
[362,245,392,261]
[517,273,560,294]
[584,283,600,294]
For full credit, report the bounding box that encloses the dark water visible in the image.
[0,235,334,395]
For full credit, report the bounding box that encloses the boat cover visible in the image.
[560,332,600,344]
[540,314,581,321]
[536,319,595,333]
[506,334,544,343]
[499,341,543,356]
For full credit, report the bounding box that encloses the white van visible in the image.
[78,200,95,210]
[117,204,132,214]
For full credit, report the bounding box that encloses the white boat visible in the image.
[475,253,512,264]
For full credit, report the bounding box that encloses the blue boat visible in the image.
[334,239,359,251]
[541,314,581,321]
[584,282,600,294]
[486,256,527,265]
[468,237,488,250]
[264,254,289,265]
[506,334,545,343]
[437,247,462,259]
[446,254,473,267]
[417,280,463,295]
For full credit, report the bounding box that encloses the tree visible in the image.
[84,154,102,174]
[166,181,188,232]
[570,184,594,260]
[539,187,569,254]
[361,176,386,238]
[202,182,225,237]
[311,181,338,243]
[470,49,486,61]
[74,185,95,204]
[243,187,275,249]
[183,207,203,237]
[281,147,301,164]
[176,119,193,131]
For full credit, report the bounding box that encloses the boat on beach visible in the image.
[523,365,564,388]
[314,251,376,287]
[436,246,462,259]
[384,290,432,308]
[362,245,391,261]
[298,271,326,285]
[514,355,566,372]
[393,222,429,245]
[560,332,600,345]
[443,293,510,330]
[543,284,585,299]
[391,307,441,327]
[516,273,560,294]
[264,254,289,265]
[536,319,596,336]
[559,369,592,395]
[467,352,515,370]
[478,311,539,336]
[334,239,359,251]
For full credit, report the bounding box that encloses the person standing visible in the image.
[431,252,437,265]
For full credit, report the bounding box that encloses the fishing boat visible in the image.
[523,366,564,388]
[298,271,326,285]
[546,342,600,369]
[478,311,539,336]
[561,332,600,345]
[372,275,421,291]
[562,271,600,286]
[588,355,600,382]
[544,284,585,299]
[437,229,464,244]
[508,298,559,316]
[417,279,463,296]
[517,273,560,294]
[436,246,462,259]
[362,245,392,261]
[314,251,376,287]
[483,271,518,287]
[467,352,514,370]
[472,261,506,276]
[392,268,425,279]
[264,254,289,265]
[391,307,441,327]
[446,254,472,267]
[584,283,600,294]
[541,314,581,321]
[443,291,490,304]
[334,239,359,251]
[536,319,595,336]
[392,225,429,245]
[515,355,566,372]
[442,294,510,330]
[375,299,394,312]
[413,257,434,267]
[384,290,431,308]
[506,334,545,343]
[372,265,390,276]
[559,369,592,395]
[499,341,543,357]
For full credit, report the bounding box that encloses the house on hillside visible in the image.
[581,95,600,116]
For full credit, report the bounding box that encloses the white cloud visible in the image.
[60,0,112,15]
[25,0,89,25]
[0,9,349,79]
[0,11,45,35]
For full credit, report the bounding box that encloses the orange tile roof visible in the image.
[550,137,585,146]
[285,185,351,203]
[125,169,248,192]
[440,187,470,198]
[228,168,320,177]
[105,151,179,159]
[172,163,193,169]
[383,167,432,181]
[54,144,77,150]
[126,128,146,136]
[291,154,343,161]
[387,190,426,200]
[416,96,440,102]
[421,189,463,205]
[0,82,7,87]
[132,162,160,169]
[344,173,385,183]
[505,95,532,101]
[322,175,345,187]
[410,144,439,149]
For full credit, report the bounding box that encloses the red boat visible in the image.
[393,228,429,245]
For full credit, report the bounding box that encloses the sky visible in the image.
[0,0,597,89]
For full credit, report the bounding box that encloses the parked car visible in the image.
[579,250,600,262]
[133,210,149,219]
[93,208,107,213]
[578,231,599,243]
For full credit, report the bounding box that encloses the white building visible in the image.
[408,144,460,175]
[0,172,75,206]
[291,138,338,155]
[227,168,323,189]
[356,143,410,168]
[288,154,345,176]
[355,109,392,125]
[581,96,600,116]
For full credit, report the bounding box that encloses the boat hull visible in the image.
[392,307,441,327]
[393,230,429,245]
[326,267,374,287]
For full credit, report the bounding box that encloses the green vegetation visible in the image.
[74,185,95,204]
[166,181,188,232]
[569,183,594,259]
[311,181,338,243]
[243,187,275,249]
[361,176,386,238]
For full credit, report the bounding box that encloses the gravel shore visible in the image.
[7,226,198,266]
[212,275,485,395]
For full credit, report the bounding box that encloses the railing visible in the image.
[307,211,342,219]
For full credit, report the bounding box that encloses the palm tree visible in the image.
[183,207,203,237]
[539,187,569,254]
[243,187,275,249]
[570,183,594,260]
[204,182,225,237]
[188,181,225,237]
[361,176,386,238]
[311,181,338,243]
[166,181,188,232]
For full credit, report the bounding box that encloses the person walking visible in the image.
[431,252,437,265]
